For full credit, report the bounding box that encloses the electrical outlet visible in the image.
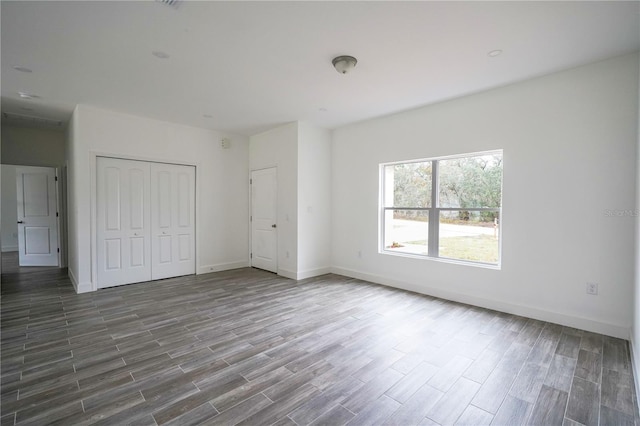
[586,283,598,295]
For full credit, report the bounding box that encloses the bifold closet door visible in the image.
[150,163,195,280]
[97,158,152,288]
[97,158,196,288]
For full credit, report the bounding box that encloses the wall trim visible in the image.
[276,267,331,280]
[278,268,297,280]
[297,267,332,280]
[332,266,630,339]
[1,246,18,252]
[197,261,249,275]
[69,267,78,292]
[68,265,93,294]
[76,281,93,294]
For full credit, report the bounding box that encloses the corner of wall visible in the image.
[68,267,92,294]
[631,52,640,415]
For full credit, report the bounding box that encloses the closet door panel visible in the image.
[151,163,195,280]
[97,158,152,288]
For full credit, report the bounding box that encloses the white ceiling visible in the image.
[2,1,639,136]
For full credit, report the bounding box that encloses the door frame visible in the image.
[250,166,278,273]
[6,164,64,268]
[89,152,199,292]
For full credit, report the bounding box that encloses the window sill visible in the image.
[380,249,502,270]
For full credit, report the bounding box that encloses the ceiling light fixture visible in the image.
[488,49,503,57]
[13,66,33,73]
[332,55,357,74]
[152,51,170,59]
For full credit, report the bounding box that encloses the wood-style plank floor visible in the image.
[1,253,638,426]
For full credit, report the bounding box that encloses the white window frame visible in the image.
[380,150,503,268]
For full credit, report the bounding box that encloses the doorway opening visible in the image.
[1,165,62,269]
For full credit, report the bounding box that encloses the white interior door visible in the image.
[16,166,59,266]
[251,168,277,273]
[151,163,195,280]
[97,157,151,288]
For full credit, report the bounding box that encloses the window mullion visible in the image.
[429,160,439,257]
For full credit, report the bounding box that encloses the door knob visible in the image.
[17,221,24,224]
[271,224,277,228]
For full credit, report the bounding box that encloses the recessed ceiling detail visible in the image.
[152,51,170,59]
[12,66,32,73]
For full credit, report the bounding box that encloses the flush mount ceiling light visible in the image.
[488,49,503,57]
[13,66,33,73]
[332,55,357,74]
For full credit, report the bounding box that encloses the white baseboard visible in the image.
[277,268,297,280]
[198,260,250,275]
[296,267,332,280]
[68,268,93,294]
[68,268,78,292]
[1,246,18,253]
[332,266,630,339]
[77,281,93,293]
[275,267,331,280]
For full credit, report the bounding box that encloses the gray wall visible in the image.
[1,165,18,251]
[2,126,65,166]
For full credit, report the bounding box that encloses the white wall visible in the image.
[249,122,299,278]
[1,165,18,251]
[66,105,249,293]
[66,110,80,285]
[297,122,332,278]
[331,53,639,338]
[248,121,332,280]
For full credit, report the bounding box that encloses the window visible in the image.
[381,150,503,266]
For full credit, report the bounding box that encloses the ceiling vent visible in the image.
[2,112,63,128]
[156,0,181,8]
